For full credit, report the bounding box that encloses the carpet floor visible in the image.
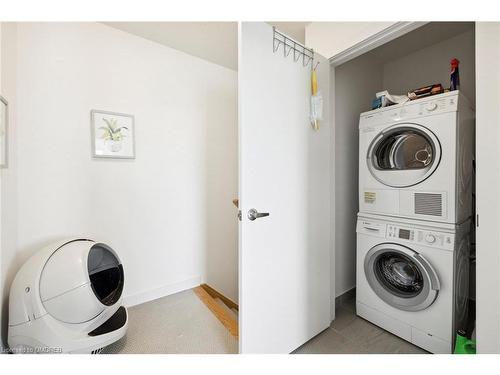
[102,289,238,354]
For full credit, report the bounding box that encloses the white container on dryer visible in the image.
[359,91,474,224]
[356,213,471,353]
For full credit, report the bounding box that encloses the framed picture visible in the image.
[0,96,8,168]
[91,110,135,159]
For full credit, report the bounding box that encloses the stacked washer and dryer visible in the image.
[356,91,474,353]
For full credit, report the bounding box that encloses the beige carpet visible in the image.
[102,289,238,354]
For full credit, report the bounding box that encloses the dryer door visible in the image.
[364,243,440,311]
[367,123,441,187]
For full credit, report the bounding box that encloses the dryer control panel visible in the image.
[386,224,455,251]
[359,91,460,128]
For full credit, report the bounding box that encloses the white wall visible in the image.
[0,22,18,350]
[333,54,383,297]
[305,22,396,59]
[383,29,475,107]
[0,22,238,346]
[475,22,500,354]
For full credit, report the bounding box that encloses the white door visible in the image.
[238,22,331,354]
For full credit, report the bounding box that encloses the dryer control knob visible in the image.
[426,103,438,111]
[425,234,436,244]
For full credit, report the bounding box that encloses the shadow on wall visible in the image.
[202,78,239,304]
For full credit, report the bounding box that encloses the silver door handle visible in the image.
[247,208,270,221]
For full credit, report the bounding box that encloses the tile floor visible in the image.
[293,294,428,354]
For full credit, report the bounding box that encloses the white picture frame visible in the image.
[91,110,135,159]
[0,96,8,168]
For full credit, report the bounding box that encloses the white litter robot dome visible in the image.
[8,239,128,354]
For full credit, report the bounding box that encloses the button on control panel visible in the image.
[426,103,438,111]
[386,224,454,250]
[425,234,436,244]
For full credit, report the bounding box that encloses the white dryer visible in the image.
[356,214,470,354]
[359,91,474,224]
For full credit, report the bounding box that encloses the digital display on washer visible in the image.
[399,229,411,240]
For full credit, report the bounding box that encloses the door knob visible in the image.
[247,208,270,221]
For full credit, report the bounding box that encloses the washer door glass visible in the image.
[374,252,424,298]
[364,244,440,311]
[368,124,441,187]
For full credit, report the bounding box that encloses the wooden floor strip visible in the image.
[193,286,239,338]
[200,283,239,311]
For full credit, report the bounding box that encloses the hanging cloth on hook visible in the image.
[310,63,323,131]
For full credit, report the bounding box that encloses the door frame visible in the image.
[474,22,500,353]
[328,22,428,67]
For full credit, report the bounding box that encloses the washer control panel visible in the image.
[386,224,455,251]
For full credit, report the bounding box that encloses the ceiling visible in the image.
[366,22,474,64]
[103,22,238,70]
[103,22,312,71]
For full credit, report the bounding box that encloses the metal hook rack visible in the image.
[273,27,314,68]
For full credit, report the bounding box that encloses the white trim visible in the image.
[329,22,428,67]
[122,276,201,307]
[335,285,356,299]
[0,95,8,168]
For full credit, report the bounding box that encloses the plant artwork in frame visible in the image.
[0,96,8,168]
[91,110,135,159]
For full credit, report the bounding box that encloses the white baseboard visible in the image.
[122,276,201,307]
[335,285,356,299]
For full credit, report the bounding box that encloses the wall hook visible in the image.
[273,27,315,69]
[273,38,281,53]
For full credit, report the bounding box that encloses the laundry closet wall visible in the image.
[382,29,475,107]
[307,23,475,300]
[0,22,238,346]
[332,53,383,297]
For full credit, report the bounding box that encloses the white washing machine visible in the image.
[359,91,474,224]
[356,214,470,353]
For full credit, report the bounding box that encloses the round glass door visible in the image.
[367,124,441,187]
[364,244,440,311]
[374,252,424,298]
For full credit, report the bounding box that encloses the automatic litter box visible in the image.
[8,239,128,353]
